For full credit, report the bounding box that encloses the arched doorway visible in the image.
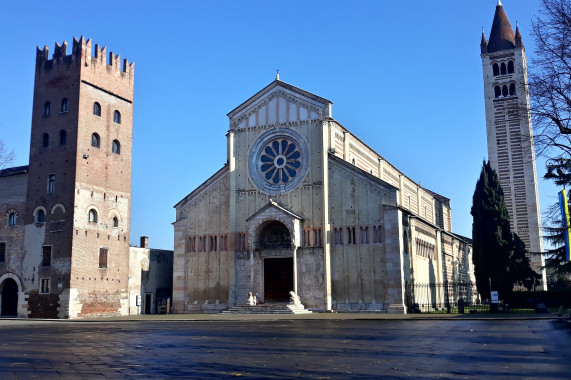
[1,278,18,317]
[259,221,294,302]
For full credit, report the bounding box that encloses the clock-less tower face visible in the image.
[248,129,309,194]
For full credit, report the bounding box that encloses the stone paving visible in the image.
[0,315,570,379]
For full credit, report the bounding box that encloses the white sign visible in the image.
[136,295,141,306]
[490,291,499,304]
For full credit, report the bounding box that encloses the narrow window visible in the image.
[42,245,52,266]
[89,209,98,223]
[99,247,108,269]
[35,209,45,223]
[492,63,499,76]
[60,98,68,113]
[500,62,507,75]
[112,140,120,154]
[352,227,356,244]
[44,102,51,117]
[40,278,51,294]
[347,227,352,244]
[502,85,508,97]
[509,83,516,96]
[0,242,5,262]
[494,85,501,98]
[59,130,67,145]
[114,110,121,124]
[239,233,246,251]
[93,102,101,116]
[42,133,49,148]
[507,60,514,74]
[47,174,55,194]
[8,212,17,226]
[91,133,100,148]
[113,216,119,227]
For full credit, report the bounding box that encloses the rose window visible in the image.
[248,129,309,193]
[260,139,301,185]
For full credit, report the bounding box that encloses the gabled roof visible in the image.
[487,1,516,53]
[246,199,304,222]
[227,79,332,119]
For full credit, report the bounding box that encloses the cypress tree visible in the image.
[471,161,535,299]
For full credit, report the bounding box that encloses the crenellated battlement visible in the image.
[35,36,134,76]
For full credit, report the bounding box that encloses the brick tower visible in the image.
[26,37,134,317]
[480,1,546,285]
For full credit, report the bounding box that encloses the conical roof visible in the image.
[487,1,516,53]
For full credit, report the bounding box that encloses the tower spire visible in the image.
[515,22,524,48]
[481,28,488,54]
[486,0,516,52]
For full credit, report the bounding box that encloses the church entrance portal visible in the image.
[264,258,293,302]
[0,278,18,317]
[258,221,294,302]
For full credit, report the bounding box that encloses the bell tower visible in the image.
[480,1,546,284]
[26,36,134,318]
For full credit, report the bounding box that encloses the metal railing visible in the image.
[405,280,570,313]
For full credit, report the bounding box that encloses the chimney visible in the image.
[140,236,149,249]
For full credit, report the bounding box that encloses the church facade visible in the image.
[173,78,474,313]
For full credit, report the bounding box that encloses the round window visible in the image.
[248,129,309,194]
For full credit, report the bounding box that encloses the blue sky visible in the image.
[1,0,553,250]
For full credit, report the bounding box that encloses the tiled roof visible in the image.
[487,2,516,53]
[0,165,29,177]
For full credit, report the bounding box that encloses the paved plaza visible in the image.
[0,316,569,379]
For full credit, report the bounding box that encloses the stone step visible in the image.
[221,303,312,315]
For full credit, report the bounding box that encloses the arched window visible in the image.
[113,216,119,227]
[91,133,100,148]
[494,85,501,98]
[508,60,514,74]
[114,110,121,124]
[112,140,120,154]
[88,209,98,223]
[60,98,68,113]
[42,133,49,148]
[509,83,516,96]
[8,211,17,226]
[500,62,507,75]
[59,130,67,145]
[44,101,51,117]
[35,209,45,223]
[492,63,500,76]
[93,102,101,116]
[502,85,508,97]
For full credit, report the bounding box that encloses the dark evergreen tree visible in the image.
[507,233,540,290]
[471,161,539,299]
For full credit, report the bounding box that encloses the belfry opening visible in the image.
[259,221,294,302]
